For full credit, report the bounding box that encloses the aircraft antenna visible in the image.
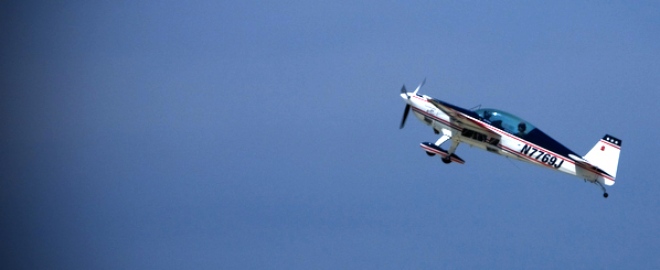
[505,156,521,170]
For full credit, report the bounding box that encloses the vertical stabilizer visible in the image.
[583,134,622,179]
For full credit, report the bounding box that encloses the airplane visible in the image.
[399,79,622,198]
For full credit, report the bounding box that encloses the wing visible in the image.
[428,99,501,140]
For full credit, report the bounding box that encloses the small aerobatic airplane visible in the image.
[399,79,622,198]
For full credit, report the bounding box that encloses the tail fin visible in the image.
[583,134,622,181]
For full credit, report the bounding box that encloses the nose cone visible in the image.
[400,92,409,101]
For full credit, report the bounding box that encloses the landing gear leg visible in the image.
[595,180,608,198]
[447,140,460,156]
[434,134,450,147]
[434,129,460,165]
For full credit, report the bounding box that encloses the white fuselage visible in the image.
[404,94,614,186]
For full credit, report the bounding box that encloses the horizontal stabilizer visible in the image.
[568,154,588,164]
[569,154,613,179]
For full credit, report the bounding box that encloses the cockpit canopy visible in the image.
[474,108,536,137]
[473,108,578,157]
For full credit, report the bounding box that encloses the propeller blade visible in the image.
[400,104,411,129]
[400,85,408,97]
[413,77,426,95]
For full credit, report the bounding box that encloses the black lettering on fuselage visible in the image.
[521,145,531,155]
[521,144,564,170]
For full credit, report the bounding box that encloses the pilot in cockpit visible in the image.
[517,122,527,137]
[482,111,492,124]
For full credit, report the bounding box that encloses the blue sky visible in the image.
[2,1,659,269]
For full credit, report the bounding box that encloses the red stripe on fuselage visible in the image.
[501,142,614,181]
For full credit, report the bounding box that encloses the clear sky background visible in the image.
[2,1,659,269]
